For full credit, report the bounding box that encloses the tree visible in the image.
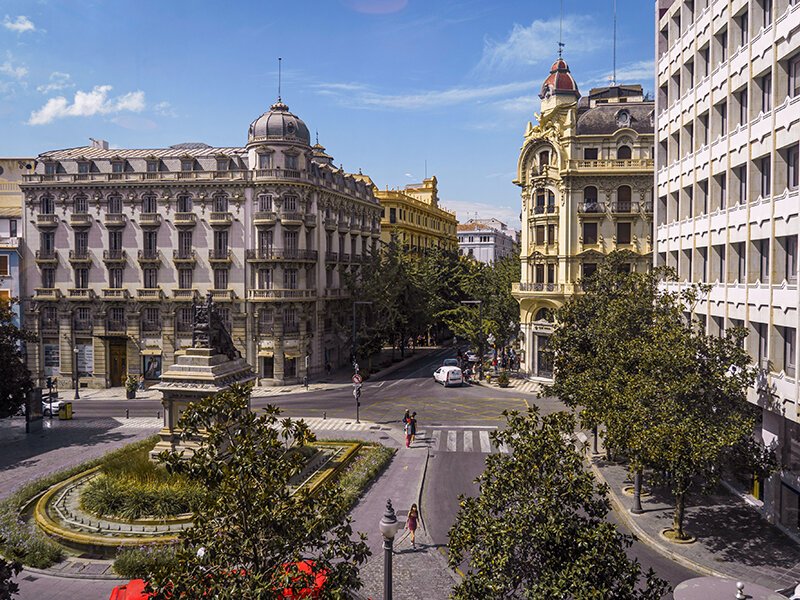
[545,252,776,539]
[0,298,34,419]
[147,384,370,600]
[0,545,21,600]
[447,408,668,600]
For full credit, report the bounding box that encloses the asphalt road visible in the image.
[68,349,696,592]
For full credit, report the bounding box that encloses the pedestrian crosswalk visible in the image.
[416,428,510,454]
[505,379,541,395]
[300,417,389,432]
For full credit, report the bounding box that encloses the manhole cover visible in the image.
[369,426,380,430]
[379,435,390,440]
[23,576,38,582]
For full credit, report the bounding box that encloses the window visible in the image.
[737,88,748,126]
[715,244,726,282]
[617,186,632,211]
[214,230,228,253]
[213,194,228,212]
[109,230,122,250]
[181,159,193,172]
[700,46,710,78]
[583,263,597,279]
[142,195,157,213]
[738,165,747,204]
[213,268,228,289]
[534,264,545,283]
[178,231,193,256]
[74,266,87,288]
[216,158,228,171]
[78,162,90,174]
[760,156,771,198]
[40,196,54,214]
[143,268,158,288]
[177,195,192,212]
[389,207,396,223]
[583,186,598,208]
[259,230,273,253]
[759,238,770,282]
[785,235,797,283]
[790,55,800,99]
[547,224,555,244]
[0,256,8,276]
[258,154,271,169]
[178,268,193,289]
[535,226,545,245]
[762,0,772,28]
[617,145,632,160]
[583,148,598,160]
[583,222,598,244]
[719,100,728,134]
[784,326,796,377]
[788,146,799,191]
[547,264,555,284]
[74,231,88,253]
[108,307,126,331]
[284,196,297,211]
[176,308,193,333]
[74,195,88,214]
[718,29,728,62]
[109,268,123,288]
[112,161,124,174]
[737,241,746,282]
[284,308,298,334]
[756,322,769,369]
[617,222,632,245]
[285,154,297,170]
[761,72,772,112]
[699,113,709,145]
[258,268,272,289]
[717,172,727,209]
[738,10,748,46]
[7,220,14,238]
[258,194,273,211]
[107,196,122,214]
[40,231,55,252]
[284,230,298,251]
[44,163,55,175]
[143,231,158,253]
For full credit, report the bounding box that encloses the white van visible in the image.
[434,366,463,387]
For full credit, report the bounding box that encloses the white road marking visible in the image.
[447,431,457,452]
[432,430,441,451]
[479,430,491,453]
[463,431,473,452]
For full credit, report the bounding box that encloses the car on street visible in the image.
[465,351,479,362]
[442,358,459,367]
[434,366,463,387]
[42,398,66,416]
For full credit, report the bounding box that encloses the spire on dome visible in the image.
[539,56,580,101]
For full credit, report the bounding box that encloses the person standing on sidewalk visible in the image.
[407,503,419,549]
[409,412,417,444]
[404,418,413,448]
[403,409,410,425]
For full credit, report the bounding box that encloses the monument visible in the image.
[150,292,257,459]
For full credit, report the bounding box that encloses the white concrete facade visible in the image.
[457,219,517,264]
[655,0,800,528]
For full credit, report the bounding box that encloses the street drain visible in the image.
[23,576,37,582]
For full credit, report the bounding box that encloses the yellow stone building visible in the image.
[375,176,458,250]
[512,57,655,380]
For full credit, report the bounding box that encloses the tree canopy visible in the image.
[0,298,34,419]
[447,408,668,600]
[146,384,370,599]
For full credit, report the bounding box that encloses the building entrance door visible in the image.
[108,340,127,387]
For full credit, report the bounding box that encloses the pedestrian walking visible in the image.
[407,503,419,549]
[409,412,417,444]
[404,418,413,448]
[137,374,145,391]
[403,409,410,424]
[492,357,498,374]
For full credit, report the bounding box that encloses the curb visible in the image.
[585,456,730,580]
[19,564,125,582]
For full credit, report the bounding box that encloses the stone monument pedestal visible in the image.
[150,347,256,460]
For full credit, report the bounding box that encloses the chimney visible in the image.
[90,138,109,150]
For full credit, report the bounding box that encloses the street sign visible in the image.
[352,374,362,384]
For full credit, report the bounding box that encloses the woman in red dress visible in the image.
[407,503,419,549]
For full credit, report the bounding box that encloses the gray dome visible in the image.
[248,99,310,145]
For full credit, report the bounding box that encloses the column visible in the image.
[161,307,175,371]
[93,309,107,388]
[58,307,72,389]
[274,304,285,382]
[126,309,141,376]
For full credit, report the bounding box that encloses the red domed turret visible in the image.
[539,57,580,100]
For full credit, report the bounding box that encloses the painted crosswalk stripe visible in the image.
[447,431,457,452]
[479,430,491,453]
[463,431,473,452]
[431,430,441,451]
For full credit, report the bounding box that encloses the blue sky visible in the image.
[0,0,656,228]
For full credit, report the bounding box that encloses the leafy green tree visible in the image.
[0,543,21,600]
[0,298,34,419]
[147,384,370,600]
[447,408,668,600]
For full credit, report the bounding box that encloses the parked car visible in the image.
[42,398,66,416]
[442,358,459,367]
[434,366,463,387]
[465,351,479,363]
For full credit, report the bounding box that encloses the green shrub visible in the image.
[334,443,395,514]
[497,371,510,386]
[113,543,178,579]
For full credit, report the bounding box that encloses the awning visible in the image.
[140,348,162,355]
[258,350,274,357]
[283,351,302,358]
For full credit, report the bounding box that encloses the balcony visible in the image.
[172,288,198,301]
[68,249,92,264]
[577,202,605,215]
[73,318,93,332]
[349,222,360,235]
[371,226,381,237]
[39,319,59,334]
[34,288,61,300]
[305,214,317,228]
[569,158,654,171]
[641,201,654,214]
[102,288,130,300]
[173,212,197,227]
[209,288,236,302]
[173,249,198,265]
[325,288,348,297]
[104,213,126,228]
[337,220,349,233]
[69,213,92,228]
[106,320,126,334]
[512,282,565,295]
[36,214,58,228]
[0,236,20,249]
[248,289,316,301]
[253,211,277,227]
[324,217,338,230]
[139,213,162,228]
[609,201,633,214]
[341,253,351,263]
[35,249,58,265]
[279,211,303,226]
[209,211,233,227]
[68,288,95,300]
[141,320,161,333]
[137,249,161,266]
[253,168,303,180]
[532,205,557,215]
[24,169,249,184]
[208,248,232,263]
[325,251,338,262]
[136,287,163,301]
[103,249,126,264]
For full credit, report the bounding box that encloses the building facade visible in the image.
[457,219,517,263]
[20,99,382,389]
[0,158,32,326]
[655,0,800,528]
[376,176,458,250]
[513,57,655,380]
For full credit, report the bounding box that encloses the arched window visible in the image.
[534,191,546,214]
[617,185,632,212]
[539,150,550,168]
[583,186,599,212]
[617,145,632,160]
[547,190,556,212]
[535,308,552,322]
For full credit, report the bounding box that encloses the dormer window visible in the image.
[112,161,124,173]
[44,163,56,175]
[216,158,228,171]
[615,109,631,128]
[258,154,271,169]
[146,160,158,173]
[78,162,90,174]
[181,159,193,172]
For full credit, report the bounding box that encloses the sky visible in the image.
[0,0,657,229]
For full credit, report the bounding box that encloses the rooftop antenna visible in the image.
[612,0,617,85]
[315,129,319,145]
[558,0,565,57]
[278,57,282,101]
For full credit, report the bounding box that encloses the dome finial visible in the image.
[277,56,282,103]
[558,0,564,57]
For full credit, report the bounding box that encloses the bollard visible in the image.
[157,411,160,419]
[323,411,327,420]
[125,408,129,419]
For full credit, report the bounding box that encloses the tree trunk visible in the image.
[631,469,644,514]
[672,492,686,539]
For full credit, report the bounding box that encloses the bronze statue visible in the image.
[192,293,240,360]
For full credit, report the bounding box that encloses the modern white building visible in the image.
[457,219,517,263]
[655,0,800,529]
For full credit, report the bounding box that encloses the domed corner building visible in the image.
[513,56,655,381]
[19,96,382,389]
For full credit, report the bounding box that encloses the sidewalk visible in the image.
[586,449,800,591]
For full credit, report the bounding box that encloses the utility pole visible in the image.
[352,301,372,423]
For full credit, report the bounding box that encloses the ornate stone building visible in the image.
[513,57,655,380]
[375,176,458,251]
[20,98,382,388]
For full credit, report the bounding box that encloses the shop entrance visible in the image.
[262,356,274,378]
[108,340,127,387]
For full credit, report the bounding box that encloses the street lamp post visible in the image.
[379,499,401,600]
[73,347,80,400]
[461,300,483,375]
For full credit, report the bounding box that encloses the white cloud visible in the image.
[475,16,599,73]
[0,60,27,79]
[28,85,146,125]
[493,94,540,114]
[339,0,408,15]
[404,173,413,178]
[316,80,538,110]
[37,71,72,94]
[444,199,522,229]
[153,101,177,117]
[3,15,35,34]
[583,60,656,88]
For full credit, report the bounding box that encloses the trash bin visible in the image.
[58,402,73,420]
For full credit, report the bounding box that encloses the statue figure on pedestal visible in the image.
[192,293,240,360]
